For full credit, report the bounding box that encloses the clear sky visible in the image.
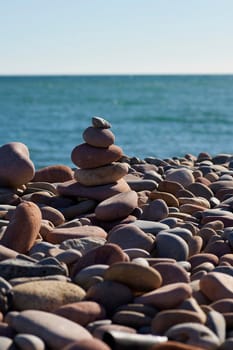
[1,0,233,75]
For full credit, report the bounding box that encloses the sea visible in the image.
[0,75,233,170]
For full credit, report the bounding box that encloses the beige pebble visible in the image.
[12,280,86,312]
[104,262,162,292]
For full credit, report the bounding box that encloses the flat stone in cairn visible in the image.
[71,143,123,169]
[95,191,138,221]
[74,162,128,187]
[57,179,131,201]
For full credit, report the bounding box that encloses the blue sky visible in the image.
[1,0,233,74]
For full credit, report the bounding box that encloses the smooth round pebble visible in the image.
[12,280,86,312]
[0,201,42,254]
[165,168,195,188]
[0,142,35,188]
[200,272,233,301]
[153,262,190,285]
[155,232,189,261]
[107,223,154,251]
[104,262,162,292]
[82,126,115,148]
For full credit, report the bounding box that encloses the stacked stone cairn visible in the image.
[0,118,233,349]
[70,116,138,225]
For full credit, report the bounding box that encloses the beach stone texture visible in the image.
[4,119,233,349]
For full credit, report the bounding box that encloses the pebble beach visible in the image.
[0,116,233,350]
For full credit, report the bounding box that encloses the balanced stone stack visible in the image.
[68,117,138,223]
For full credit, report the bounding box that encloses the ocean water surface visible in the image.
[0,75,233,169]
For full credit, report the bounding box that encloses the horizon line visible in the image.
[1,72,233,77]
